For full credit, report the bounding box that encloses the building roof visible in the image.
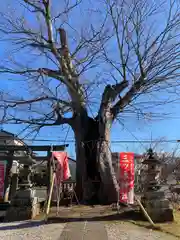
[0,130,16,137]
[0,130,26,145]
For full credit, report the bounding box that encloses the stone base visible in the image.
[143,199,170,209]
[143,191,165,200]
[14,188,36,199]
[141,195,174,223]
[5,203,40,221]
[145,207,174,223]
[5,188,40,222]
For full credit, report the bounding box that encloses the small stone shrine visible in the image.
[141,148,174,222]
[5,156,40,221]
[0,144,67,221]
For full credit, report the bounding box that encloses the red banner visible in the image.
[0,161,6,199]
[51,152,71,201]
[52,152,71,181]
[119,152,134,204]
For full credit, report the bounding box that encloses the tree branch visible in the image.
[41,1,85,107]
[98,80,128,119]
[0,0,180,131]
[6,115,73,126]
[23,0,45,16]
[111,76,145,118]
[42,0,62,64]
[52,0,82,21]
[4,96,71,108]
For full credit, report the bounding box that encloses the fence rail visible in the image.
[62,180,76,191]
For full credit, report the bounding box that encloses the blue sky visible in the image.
[0,0,180,158]
[2,105,180,158]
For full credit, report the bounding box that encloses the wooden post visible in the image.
[47,151,52,197]
[3,151,14,202]
[45,172,55,221]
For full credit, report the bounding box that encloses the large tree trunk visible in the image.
[97,140,119,204]
[74,115,119,204]
[74,116,100,203]
[97,113,119,204]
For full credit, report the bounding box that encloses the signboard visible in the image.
[119,152,134,204]
[0,161,7,200]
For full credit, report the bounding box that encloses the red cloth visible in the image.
[51,152,71,181]
[51,152,71,201]
[119,152,134,204]
[0,161,5,199]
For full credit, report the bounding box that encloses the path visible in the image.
[0,220,178,240]
[0,206,179,239]
[0,220,65,240]
[59,221,108,240]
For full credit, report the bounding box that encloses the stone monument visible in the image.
[5,156,40,221]
[141,148,174,222]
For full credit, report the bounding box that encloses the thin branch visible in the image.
[52,0,82,21]
[23,0,46,16]
[4,96,71,107]
[6,115,73,126]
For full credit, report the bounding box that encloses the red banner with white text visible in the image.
[119,152,134,204]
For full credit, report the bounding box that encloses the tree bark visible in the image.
[97,140,119,204]
[74,115,119,204]
[74,116,100,203]
[74,132,87,202]
[97,114,119,204]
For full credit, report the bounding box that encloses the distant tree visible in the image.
[0,0,180,203]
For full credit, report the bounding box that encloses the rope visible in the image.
[19,138,180,144]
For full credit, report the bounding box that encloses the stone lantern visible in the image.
[141,148,173,222]
[5,155,40,221]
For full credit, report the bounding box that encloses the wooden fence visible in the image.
[62,180,76,192]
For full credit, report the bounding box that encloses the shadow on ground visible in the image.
[0,220,45,231]
[0,210,145,230]
[47,209,145,223]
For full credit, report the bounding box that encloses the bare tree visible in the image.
[0,0,180,203]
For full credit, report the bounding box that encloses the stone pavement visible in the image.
[58,220,179,240]
[0,206,179,239]
[59,221,108,240]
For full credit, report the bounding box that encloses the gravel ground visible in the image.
[0,220,65,240]
[0,220,179,240]
[106,222,179,240]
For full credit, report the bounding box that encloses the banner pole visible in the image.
[117,153,120,213]
[45,171,55,222]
